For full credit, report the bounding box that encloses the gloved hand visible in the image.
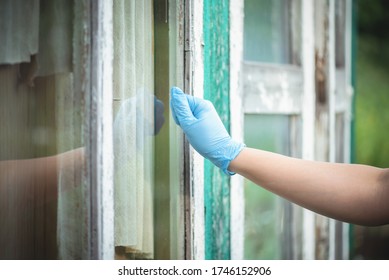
[170,87,245,175]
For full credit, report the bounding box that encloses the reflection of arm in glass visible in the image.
[170,87,389,226]
[0,148,85,202]
[0,96,164,203]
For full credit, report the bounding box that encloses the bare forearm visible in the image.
[0,155,58,202]
[229,148,389,226]
[0,147,85,202]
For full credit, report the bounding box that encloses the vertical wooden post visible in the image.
[88,0,114,260]
[203,0,231,260]
[229,0,245,260]
[301,0,316,260]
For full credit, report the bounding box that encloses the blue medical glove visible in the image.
[170,87,245,175]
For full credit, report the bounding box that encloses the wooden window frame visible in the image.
[183,0,205,260]
[86,0,202,260]
[87,0,114,260]
[241,0,353,260]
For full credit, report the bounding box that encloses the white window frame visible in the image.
[183,0,205,260]
[230,0,245,260]
[87,0,114,260]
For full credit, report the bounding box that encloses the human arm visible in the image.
[229,147,389,226]
[0,91,164,206]
[170,86,389,226]
[0,147,85,203]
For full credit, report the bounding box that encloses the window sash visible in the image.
[242,0,353,260]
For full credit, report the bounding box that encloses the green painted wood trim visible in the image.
[203,0,231,260]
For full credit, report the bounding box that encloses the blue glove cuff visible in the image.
[206,141,246,176]
[224,142,246,175]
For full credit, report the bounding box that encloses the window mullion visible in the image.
[301,0,316,260]
[88,0,114,260]
[229,0,245,260]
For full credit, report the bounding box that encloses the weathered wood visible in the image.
[243,62,303,114]
[203,0,231,260]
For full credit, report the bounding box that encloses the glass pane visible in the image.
[153,0,184,260]
[244,0,292,64]
[112,0,156,260]
[335,113,345,163]
[112,0,182,260]
[243,114,293,259]
[153,0,171,260]
[0,0,89,259]
[335,0,346,68]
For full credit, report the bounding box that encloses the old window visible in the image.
[112,0,187,260]
[242,0,353,259]
[243,0,303,260]
[0,0,187,260]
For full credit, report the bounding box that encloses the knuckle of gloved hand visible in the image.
[203,100,214,110]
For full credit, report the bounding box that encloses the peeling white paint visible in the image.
[243,62,303,114]
[189,0,205,260]
[301,0,316,260]
[88,0,114,260]
[229,0,245,260]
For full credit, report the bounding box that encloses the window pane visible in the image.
[0,0,89,259]
[335,113,345,163]
[335,0,346,68]
[112,0,182,260]
[243,114,302,259]
[244,0,292,64]
[243,114,289,259]
[153,0,185,260]
[112,0,155,260]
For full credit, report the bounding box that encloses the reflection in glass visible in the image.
[112,0,156,260]
[0,0,87,259]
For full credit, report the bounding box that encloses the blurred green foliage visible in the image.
[352,0,389,261]
[358,0,389,40]
[355,0,389,168]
